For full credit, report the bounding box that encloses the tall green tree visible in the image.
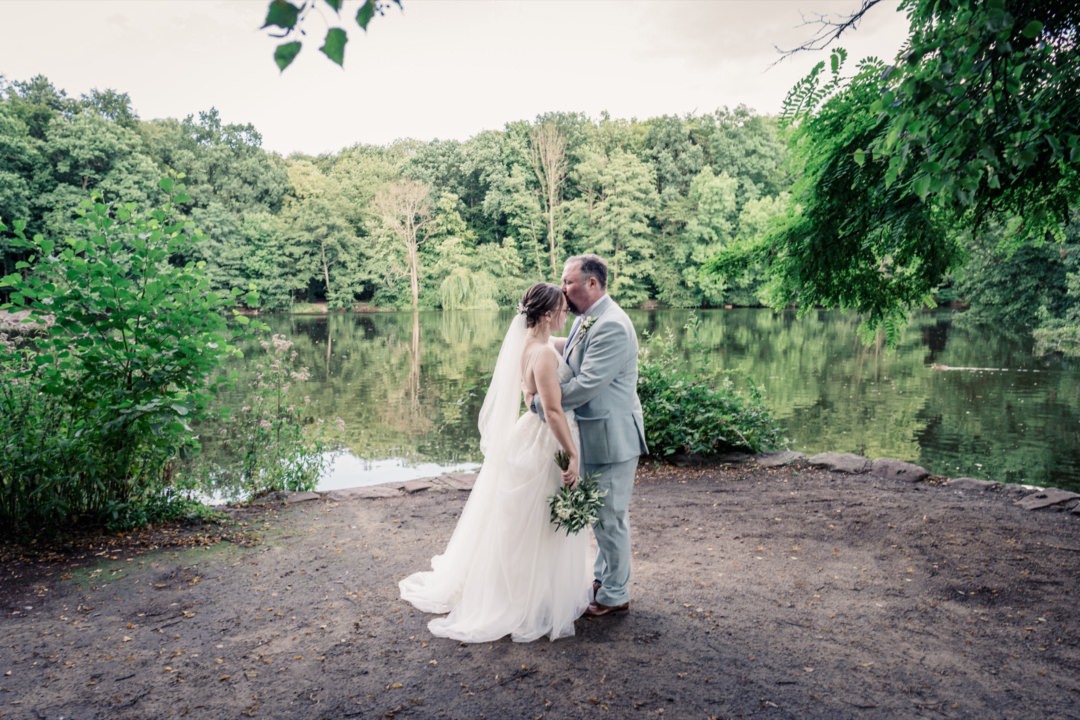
[718,0,1079,342]
[0,104,37,278]
[281,157,362,307]
[142,109,289,298]
[529,121,569,277]
[373,178,433,311]
[38,109,161,241]
[566,148,658,306]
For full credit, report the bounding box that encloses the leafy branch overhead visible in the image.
[262,0,402,71]
[711,0,1080,345]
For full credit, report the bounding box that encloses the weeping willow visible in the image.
[439,268,499,310]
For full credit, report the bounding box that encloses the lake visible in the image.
[253,308,1080,494]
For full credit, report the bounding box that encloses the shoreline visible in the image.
[277,449,1080,523]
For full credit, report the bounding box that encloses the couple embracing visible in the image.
[399,254,648,642]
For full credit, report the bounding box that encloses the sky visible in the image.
[0,0,911,157]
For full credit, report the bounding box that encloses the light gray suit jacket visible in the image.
[559,295,648,466]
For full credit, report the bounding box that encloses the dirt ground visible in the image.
[2,457,1079,720]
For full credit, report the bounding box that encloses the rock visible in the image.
[282,491,321,504]
[402,480,435,494]
[327,485,400,500]
[439,473,477,491]
[755,451,805,468]
[807,452,870,474]
[1000,483,1036,500]
[945,477,998,492]
[871,458,930,483]
[1015,488,1080,511]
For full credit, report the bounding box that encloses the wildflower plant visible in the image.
[189,333,333,502]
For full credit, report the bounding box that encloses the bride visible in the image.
[399,283,592,642]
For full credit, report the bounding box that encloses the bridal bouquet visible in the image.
[549,450,606,535]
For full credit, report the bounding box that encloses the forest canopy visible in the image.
[0,75,792,315]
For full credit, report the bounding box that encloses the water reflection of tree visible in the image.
[407,310,422,420]
[260,312,506,463]
[242,309,1080,491]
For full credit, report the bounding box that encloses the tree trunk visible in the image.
[529,122,568,278]
[321,239,332,301]
[373,179,433,313]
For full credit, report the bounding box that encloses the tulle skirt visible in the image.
[399,412,592,642]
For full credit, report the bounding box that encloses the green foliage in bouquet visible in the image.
[549,449,606,536]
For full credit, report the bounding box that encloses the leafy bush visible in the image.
[638,315,785,458]
[0,180,251,536]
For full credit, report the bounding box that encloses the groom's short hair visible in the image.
[570,254,607,290]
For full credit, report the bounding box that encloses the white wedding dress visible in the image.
[399,316,592,642]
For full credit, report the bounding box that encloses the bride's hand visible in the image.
[561,455,579,486]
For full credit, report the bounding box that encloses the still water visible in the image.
[256,309,1080,494]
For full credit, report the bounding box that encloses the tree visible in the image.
[282,158,358,307]
[141,109,290,298]
[0,104,38,278]
[36,109,162,244]
[1,75,76,140]
[715,0,1080,342]
[373,179,433,311]
[566,148,658,307]
[80,88,140,128]
[529,122,569,277]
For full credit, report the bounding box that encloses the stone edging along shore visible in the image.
[262,451,1080,521]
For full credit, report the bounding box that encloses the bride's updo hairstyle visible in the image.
[519,282,565,328]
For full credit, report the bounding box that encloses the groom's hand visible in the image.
[530,394,547,422]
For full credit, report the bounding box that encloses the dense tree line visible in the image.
[2,68,1077,351]
[0,75,791,315]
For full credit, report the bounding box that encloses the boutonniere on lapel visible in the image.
[578,316,596,340]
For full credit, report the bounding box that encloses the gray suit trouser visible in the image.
[587,456,638,607]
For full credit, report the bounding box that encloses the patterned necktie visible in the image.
[563,316,582,359]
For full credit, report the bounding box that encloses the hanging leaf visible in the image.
[1021,20,1043,38]
[355,0,377,30]
[274,41,302,71]
[320,27,348,66]
[262,0,301,30]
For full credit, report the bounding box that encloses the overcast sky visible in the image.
[0,0,910,156]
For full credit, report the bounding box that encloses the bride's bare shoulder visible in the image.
[522,340,557,368]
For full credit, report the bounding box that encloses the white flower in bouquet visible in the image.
[549,450,607,535]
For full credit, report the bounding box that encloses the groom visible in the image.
[554,254,647,617]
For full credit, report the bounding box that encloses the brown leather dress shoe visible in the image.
[584,600,630,617]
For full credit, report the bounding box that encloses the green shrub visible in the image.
[638,314,785,458]
[0,180,251,536]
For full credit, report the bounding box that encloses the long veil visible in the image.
[477,313,527,455]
